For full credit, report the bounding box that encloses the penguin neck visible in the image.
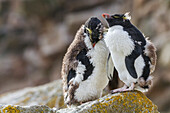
[109,20,133,29]
[109,25,124,31]
[84,33,93,49]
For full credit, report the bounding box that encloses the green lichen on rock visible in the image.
[57,90,159,113]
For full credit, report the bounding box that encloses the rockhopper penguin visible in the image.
[102,13,157,93]
[61,17,113,107]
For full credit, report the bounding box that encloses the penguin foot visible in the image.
[110,83,135,93]
[120,83,135,92]
[110,84,127,94]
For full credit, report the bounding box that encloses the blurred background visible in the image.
[0,0,170,112]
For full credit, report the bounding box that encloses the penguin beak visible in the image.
[92,43,96,48]
[102,13,111,19]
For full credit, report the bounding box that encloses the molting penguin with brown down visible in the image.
[102,13,157,93]
[61,17,114,107]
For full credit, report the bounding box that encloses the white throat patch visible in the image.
[84,34,93,49]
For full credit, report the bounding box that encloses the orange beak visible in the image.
[102,13,111,19]
[92,43,96,48]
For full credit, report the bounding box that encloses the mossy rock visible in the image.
[0,81,159,113]
[0,80,65,109]
[58,90,159,113]
[0,105,57,113]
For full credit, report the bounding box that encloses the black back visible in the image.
[123,24,146,46]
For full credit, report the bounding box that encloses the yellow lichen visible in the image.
[88,91,158,113]
[47,96,57,108]
[2,105,20,113]
[0,91,158,113]
[16,97,30,105]
[59,96,66,108]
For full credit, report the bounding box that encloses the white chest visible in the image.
[104,26,137,86]
[104,25,134,56]
[74,38,109,102]
[84,35,109,87]
[87,40,109,87]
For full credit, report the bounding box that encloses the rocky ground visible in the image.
[0,80,64,108]
[0,80,159,113]
[0,0,170,112]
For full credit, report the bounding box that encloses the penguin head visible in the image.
[102,12,131,27]
[84,17,103,47]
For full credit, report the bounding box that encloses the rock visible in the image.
[153,32,170,67]
[0,90,159,113]
[58,90,159,113]
[0,80,65,109]
[0,105,57,113]
[0,55,25,78]
[0,55,27,94]
[160,43,170,67]
[153,32,170,50]
[65,0,110,12]
[65,0,133,36]
[23,48,51,68]
[0,0,170,112]
[38,23,71,57]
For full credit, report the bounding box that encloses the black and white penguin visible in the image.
[61,17,113,107]
[102,13,157,93]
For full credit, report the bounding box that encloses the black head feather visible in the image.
[103,13,132,28]
[84,17,103,45]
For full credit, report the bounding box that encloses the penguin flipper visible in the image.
[125,55,138,79]
[125,42,144,79]
[76,48,94,81]
[107,53,114,80]
[108,68,119,90]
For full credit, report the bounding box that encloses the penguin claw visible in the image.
[110,83,135,94]
[110,85,128,94]
[110,89,126,94]
[110,89,121,94]
[110,88,134,94]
